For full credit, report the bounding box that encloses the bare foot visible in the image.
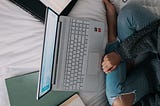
[103,0,117,42]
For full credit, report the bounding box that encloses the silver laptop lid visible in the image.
[37,8,58,100]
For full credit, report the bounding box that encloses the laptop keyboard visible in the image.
[63,19,89,90]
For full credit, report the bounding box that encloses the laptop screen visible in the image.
[37,8,58,99]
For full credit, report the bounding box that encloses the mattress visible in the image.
[0,0,160,106]
[0,0,107,106]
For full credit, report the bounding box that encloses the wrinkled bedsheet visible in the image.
[1,0,160,106]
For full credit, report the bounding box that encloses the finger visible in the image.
[103,65,112,72]
[102,62,111,69]
[104,53,113,60]
[102,56,112,65]
[102,61,109,71]
[108,66,117,72]
[103,55,107,60]
[101,60,107,67]
[104,67,112,74]
[102,57,108,66]
[104,66,116,74]
[103,55,110,61]
[102,60,112,69]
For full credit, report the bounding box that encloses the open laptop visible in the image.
[37,2,106,100]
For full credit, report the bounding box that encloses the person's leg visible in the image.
[105,62,128,105]
[118,3,159,65]
[106,4,158,106]
[117,3,158,41]
[117,3,159,64]
[106,61,150,106]
[117,68,150,106]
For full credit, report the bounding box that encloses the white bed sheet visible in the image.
[0,0,107,106]
[1,0,160,106]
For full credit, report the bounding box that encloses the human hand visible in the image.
[102,52,121,73]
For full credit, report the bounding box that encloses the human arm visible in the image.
[102,0,120,73]
[116,20,160,61]
[102,19,160,73]
[102,3,160,73]
[103,0,117,42]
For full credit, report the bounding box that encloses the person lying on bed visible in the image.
[102,0,160,106]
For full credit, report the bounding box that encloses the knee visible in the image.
[113,93,135,106]
[117,3,142,40]
[117,3,140,28]
[118,3,142,19]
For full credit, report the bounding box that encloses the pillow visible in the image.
[69,0,107,24]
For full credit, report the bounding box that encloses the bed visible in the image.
[0,0,160,106]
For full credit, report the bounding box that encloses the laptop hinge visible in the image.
[52,21,62,85]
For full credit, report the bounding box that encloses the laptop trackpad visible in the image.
[85,75,98,91]
[87,53,101,75]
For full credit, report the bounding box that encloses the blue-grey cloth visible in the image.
[105,3,160,105]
